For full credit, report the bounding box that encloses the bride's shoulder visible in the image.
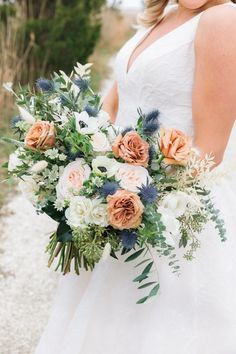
[196,3,236,43]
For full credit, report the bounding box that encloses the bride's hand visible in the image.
[102,81,119,124]
[193,5,236,166]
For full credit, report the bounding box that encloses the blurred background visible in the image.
[0,1,142,353]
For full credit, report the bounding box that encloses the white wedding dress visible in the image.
[35,3,236,354]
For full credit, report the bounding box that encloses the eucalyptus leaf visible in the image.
[125,248,145,262]
[134,258,151,268]
[149,284,160,297]
[136,296,149,305]
[133,273,149,283]
[138,281,158,290]
[142,261,154,275]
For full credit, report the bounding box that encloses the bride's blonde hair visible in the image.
[138,0,236,27]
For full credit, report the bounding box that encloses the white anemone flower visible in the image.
[92,156,120,178]
[74,111,99,135]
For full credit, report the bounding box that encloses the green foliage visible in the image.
[72,225,121,267]
[0,3,15,23]
[20,0,106,83]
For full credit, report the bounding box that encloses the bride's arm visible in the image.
[193,5,236,166]
[102,82,119,123]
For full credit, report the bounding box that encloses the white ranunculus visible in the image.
[74,111,99,135]
[8,152,23,172]
[30,160,48,173]
[17,106,35,124]
[90,198,108,227]
[91,132,111,153]
[56,158,91,202]
[158,207,180,247]
[65,196,92,228]
[160,191,201,218]
[19,175,39,204]
[92,156,120,177]
[115,164,152,193]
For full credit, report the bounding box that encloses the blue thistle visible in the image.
[85,105,99,117]
[74,78,90,92]
[100,182,119,197]
[36,78,54,92]
[121,126,134,137]
[149,145,156,161]
[119,230,137,250]
[11,115,22,127]
[138,183,158,204]
[143,110,160,136]
[65,145,84,161]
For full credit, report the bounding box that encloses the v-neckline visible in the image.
[125,3,231,76]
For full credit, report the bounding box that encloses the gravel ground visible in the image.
[0,192,58,354]
[0,64,114,354]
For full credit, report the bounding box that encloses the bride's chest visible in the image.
[114,21,199,95]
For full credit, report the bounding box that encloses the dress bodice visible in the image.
[114,2,236,137]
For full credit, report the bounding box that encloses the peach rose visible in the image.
[25,121,56,150]
[107,190,144,230]
[159,128,191,166]
[112,131,149,167]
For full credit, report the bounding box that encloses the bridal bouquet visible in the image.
[2,63,226,304]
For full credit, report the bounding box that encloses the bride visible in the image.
[35,1,236,353]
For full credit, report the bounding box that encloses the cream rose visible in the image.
[56,158,91,202]
[90,198,108,227]
[160,191,201,218]
[91,132,111,152]
[65,196,92,228]
[115,164,152,193]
